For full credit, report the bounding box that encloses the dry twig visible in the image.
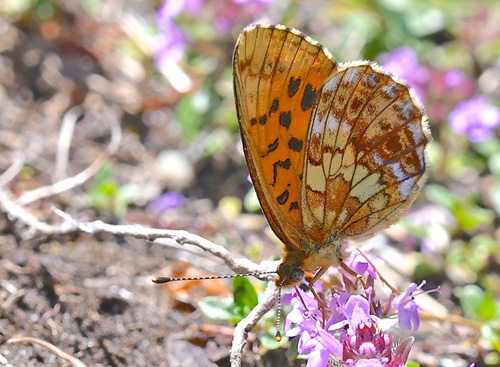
[0,154,25,188]
[54,106,82,181]
[7,336,88,367]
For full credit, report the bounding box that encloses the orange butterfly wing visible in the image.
[233,25,336,253]
[233,24,430,285]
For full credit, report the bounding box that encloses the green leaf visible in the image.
[233,277,258,317]
[413,260,439,279]
[489,184,500,214]
[476,136,500,158]
[175,90,209,140]
[490,152,500,176]
[243,187,261,213]
[456,205,495,231]
[485,351,500,365]
[482,325,500,352]
[198,297,235,321]
[425,184,457,212]
[479,293,496,321]
[87,164,139,216]
[426,184,495,231]
[455,284,484,320]
[94,163,114,183]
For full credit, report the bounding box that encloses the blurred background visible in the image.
[1,0,500,366]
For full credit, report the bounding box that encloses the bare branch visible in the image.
[0,154,25,187]
[8,336,88,367]
[54,106,82,182]
[0,190,72,235]
[53,207,278,277]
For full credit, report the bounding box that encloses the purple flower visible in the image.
[155,0,275,67]
[157,0,202,21]
[342,245,378,281]
[155,23,186,64]
[382,47,430,102]
[448,95,500,142]
[341,322,390,365]
[283,288,342,367]
[233,0,274,3]
[392,282,426,330]
[443,70,467,88]
[340,319,414,367]
[149,192,186,212]
[285,286,415,367]
[343,295,373,330]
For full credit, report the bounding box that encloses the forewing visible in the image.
[233,24,337,249]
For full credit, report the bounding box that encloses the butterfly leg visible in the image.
[308,267,329,327]
[352,246,400,294]
[339,261,368,289]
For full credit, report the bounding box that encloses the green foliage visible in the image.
[447,234,499,276]
[87,164,140,217]
[426,184,495,232]
[34,0,56,20]
[198,297,239,322]
[233,277,258,316]
[199,277,259,324]
[456,285,500,352]
[175,90,210,141]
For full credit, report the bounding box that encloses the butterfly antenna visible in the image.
[152,271,277,284]
[275,277,287,342]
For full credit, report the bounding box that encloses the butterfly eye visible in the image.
[290,268,304,283]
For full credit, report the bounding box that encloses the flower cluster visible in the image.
[282,249,430,367]
[382,47,499,143]
[448,95,500,142]
[156,0,274,67]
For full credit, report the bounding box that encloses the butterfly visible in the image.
[233,24,430,289]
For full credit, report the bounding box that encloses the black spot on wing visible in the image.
[269,99,279,115]
[272,158,291,185]
[288,137,303,152]
[250,118,257,126]
[288,76,301,97]
[301,84,318,111]
[267,138,279,154]
[259,115,267,125]
[289,201,299,211]
[279,111,292,128]
[277,189,289,205]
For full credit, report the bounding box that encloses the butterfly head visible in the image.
[277,263,304,286]
[276,249,309,286]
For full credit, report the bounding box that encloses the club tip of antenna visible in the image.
[152,277,172,284]
[275,331,282,342]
